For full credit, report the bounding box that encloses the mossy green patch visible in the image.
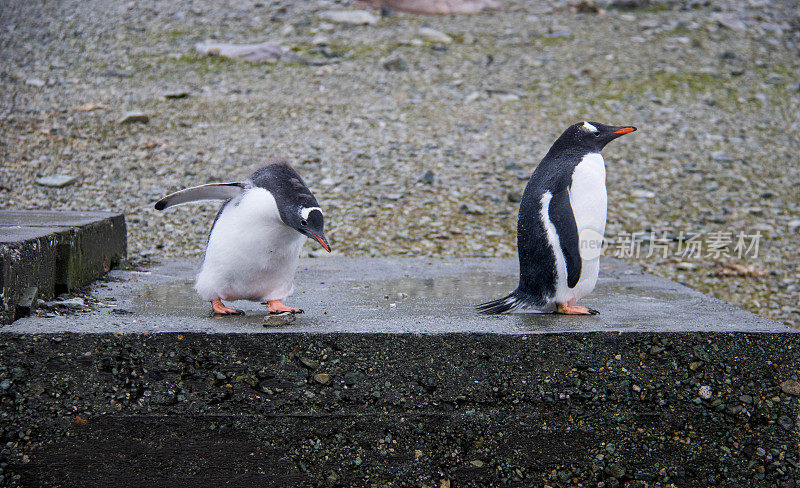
[163,53,261,76]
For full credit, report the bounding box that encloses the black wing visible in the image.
[548,189,581,288]
[154,182,243,210]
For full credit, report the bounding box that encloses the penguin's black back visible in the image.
[518,151,582,300]
[478,140,589,314]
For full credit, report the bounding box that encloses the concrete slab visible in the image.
[2,257,797,486]
[0,210,127,324]
[3,257,791,334]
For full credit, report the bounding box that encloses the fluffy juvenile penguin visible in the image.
[155,159,330,316]
[478,121,636,315]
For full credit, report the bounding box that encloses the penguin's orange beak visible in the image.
[312,234,331,253]
[613,127,636,135]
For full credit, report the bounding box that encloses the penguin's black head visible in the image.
[293,207,331,252]
[559,121,637,152]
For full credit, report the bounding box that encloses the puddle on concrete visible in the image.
[335,274,516,301]
[337,273,696,308]
[134,281,270,326]
[132,274,517,317]
[592,280,698,302]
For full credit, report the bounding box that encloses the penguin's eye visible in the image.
[593,132,600,137]
[300,220,308,226]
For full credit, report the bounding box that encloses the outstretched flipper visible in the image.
[548,189,582,288]
[155,182,244,210]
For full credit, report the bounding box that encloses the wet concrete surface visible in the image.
[3,257,790,334]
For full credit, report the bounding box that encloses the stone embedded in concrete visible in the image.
[0,211,126,324]
[14,286,38,318]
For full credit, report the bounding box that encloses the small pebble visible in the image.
[418,27,452,44]
[383,58,408,71]
[49,297,86,309]
[319,10,378,25]
[263,312,295,327]
[459,203,485,215]
[35,174,78,188]
[25,77,45,88]
[313,373,331,385]
[118,111,150,124]
[507,191,522,203]
[163,91,190,99]
[780,379,800,396]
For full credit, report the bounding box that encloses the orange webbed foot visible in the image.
[211,299,245,316]
[267,300,303,314]
[555,303,599,315]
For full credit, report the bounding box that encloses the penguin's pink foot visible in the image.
[555,303,599,315]
[211,299,245,316]
[267,300,303,314]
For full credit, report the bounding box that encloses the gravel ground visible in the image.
[1,0,799,328]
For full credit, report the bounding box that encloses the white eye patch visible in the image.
[582,121,598,132]
[300,206,322,220]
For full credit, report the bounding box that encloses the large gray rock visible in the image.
[361,0,499,14]
[318,10,378,25]
[35,174,78,188]
[194,41,287,63]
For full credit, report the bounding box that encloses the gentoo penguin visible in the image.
[477,121,636,315]
[155,159,330,316]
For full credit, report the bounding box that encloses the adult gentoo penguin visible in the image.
[155,159,330,316]
[477,121,636,315]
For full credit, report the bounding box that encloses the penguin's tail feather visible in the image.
[476,290,533,315]
[155,182,243,211]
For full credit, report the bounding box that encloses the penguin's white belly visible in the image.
[549,153,607,306]
[563,152,607,304]
[194,188,305,302]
